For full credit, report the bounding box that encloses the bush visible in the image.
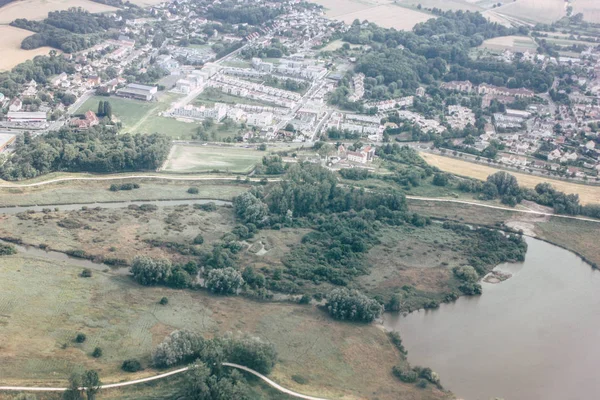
[416,379,428,389]
[75,333,86,343]
[159,297,169,305]
[187,187,199,194]
[326,288,383,323]
[80,268,92,278]
[152,330,205,368]
[122,359,142,372]
[205,267,244,295]
[194,202,217,211]
[298,294,311,304]
[0,243,17,256]
[392,366,417,383]
[92,347,103,358]
[291,375,308,384]
[193,234,204,245]
[227,335,277,375]
[432,173,449,186]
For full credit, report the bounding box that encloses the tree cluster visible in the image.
[326,288,383,323]
[0,127,171,180]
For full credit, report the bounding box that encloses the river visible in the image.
[384,237,600,400]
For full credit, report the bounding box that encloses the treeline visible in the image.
[0,127,171,180]
[206,2,284,25]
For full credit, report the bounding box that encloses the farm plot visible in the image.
[0,0,117,24]
[421,152,600,205]
[163,145,264,174]
[331,4,435,30]
[0,26,56,72]
[494,0,567,24]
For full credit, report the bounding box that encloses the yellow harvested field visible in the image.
[333,4,434,30]
[421,152,600,205]
[311,0,383,17]
[573,0,600,24]
[480,35,537,52]
[0,0,118,24]
[0,26,56,72]
[495,0,566,24]
[396,0,482,11]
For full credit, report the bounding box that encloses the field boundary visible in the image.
[0,363,331,400]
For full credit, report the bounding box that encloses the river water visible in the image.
[384,237,600,400]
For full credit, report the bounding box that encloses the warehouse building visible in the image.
[6,111,47,122]
[116,83,158,101]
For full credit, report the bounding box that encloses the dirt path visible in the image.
[0,363,330,400]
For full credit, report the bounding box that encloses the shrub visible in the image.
[291,375,308,384]
[326,288,383,323]
[0,243,17,256]
[187,187,199,194]
[432,173,449,186]
[205,267,244,295]
[80,268,93,278]
[159,297,169,305]
[194,202,217,211]
[227,335,277,375]
[298,294,311,304]
[92,347,103,358]
[152,330,205,368]
[193,234,204,245]
[416,379,428,389]
[75,333,86,343]
[122,359,142,372]
[392,366,417,383]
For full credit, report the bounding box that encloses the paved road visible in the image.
[0,363,330,400]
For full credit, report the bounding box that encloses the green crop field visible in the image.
[163,145,264,174]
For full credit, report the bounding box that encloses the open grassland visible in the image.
[310,0,382,17]
[494,0,566,24]
[0,204,237,263]
[0,0,117,24]
[0,179,248,206]
[76,93,196,139]
[534,217,600,268]
[480,35,537,52]
[0,26,56,71]
[163,145,264,174]
[421,152,600,205]
[0,254,449,400]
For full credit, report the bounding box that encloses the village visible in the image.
[0,0,600,180]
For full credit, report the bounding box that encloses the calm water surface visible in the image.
[384,237,600,400]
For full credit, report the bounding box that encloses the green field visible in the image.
[195,88,277,108]
[75,93,202,139]
[163,145,264,174]
[0,252,442,400]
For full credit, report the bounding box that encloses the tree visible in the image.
[103,102,112,119]
[152,330,205,368]
[92,347,103,358]
[193,234,204,245]
[188,187,200,194]
[486,171,520,197]
[159,297,169,305]
[130,256,172,285]
[76,333,86,343]
[205,268,244,295]
[432,173,449,186]
[326,288,383,323]
[97,101,104,116]
[233,192,268,225]
[63,374,83,400]
[227,335,277,374]
[82,370,101,400]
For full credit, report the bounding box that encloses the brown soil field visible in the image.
[421,152,600,205]
[494,0,566,24]
[0,0,117,23]
[0,26,56,71]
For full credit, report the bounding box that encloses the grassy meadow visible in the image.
[163,145,264,174]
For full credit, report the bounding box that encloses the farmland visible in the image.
[0,0,117,24]
[421,152,600,205]
[0,251,448,400]
[494,0,566,24]
[0,26,55,72]
[162,145,264,174]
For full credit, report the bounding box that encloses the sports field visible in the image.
[480,35,537,53]
[421,152,600,205]
[163,145,264,174]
